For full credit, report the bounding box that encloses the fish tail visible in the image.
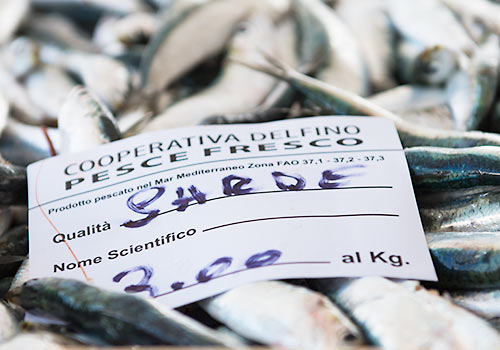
[230,49,291,81]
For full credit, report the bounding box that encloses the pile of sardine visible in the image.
[0,0,498,348]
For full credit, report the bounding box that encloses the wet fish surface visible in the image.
[58,86,121,154]
[140,0,254,95]
[8,278,239,347]
[3,0,500,348]
[405,146,500,191]
[201,280,364,349]
[419,188,500,232]
[311,277,500,350]
[142,9,280,131]
[426,232,500,289]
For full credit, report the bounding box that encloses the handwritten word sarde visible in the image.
[122,166,364,228]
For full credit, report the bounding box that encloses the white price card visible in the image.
[28,116,437,307]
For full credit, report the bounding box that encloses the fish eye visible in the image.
[341,331,359,344]
[233,21,249,34]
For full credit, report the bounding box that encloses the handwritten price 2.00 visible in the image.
[112,249,282,296]
[122,165,365,228]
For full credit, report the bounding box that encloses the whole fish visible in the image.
[238,54,500,148]
[58,86,121,154]
[293,0,368,95]
[405,146,500,190]
[312,277,500,350]
[446,35,500,131]
[142,10,279,131]
[426,232,500,289]
[419,188,500,232]
[39,45,131,110]
[8,278,239,347]
[201,280,364,349]
[141,0,254,95]
[335,0,395,92]
[25,65,76,122]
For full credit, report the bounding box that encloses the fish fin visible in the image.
[229,48,294,81]
[229,56,285,81]
[257,48,291,73]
